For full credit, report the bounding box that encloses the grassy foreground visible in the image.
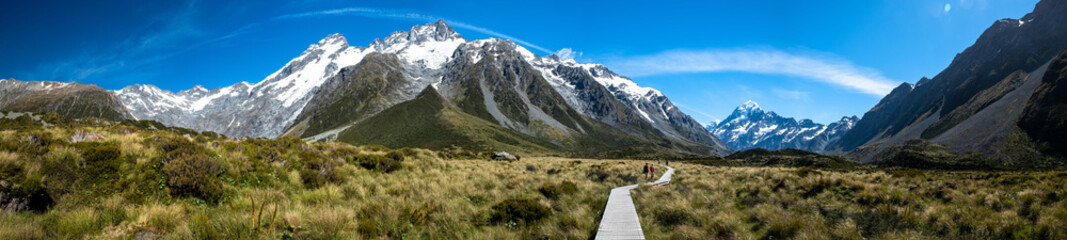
[633,163,1067,239]
[0,118,653,239]
[5,115,1067,239]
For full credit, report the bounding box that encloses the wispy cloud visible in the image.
[556,48,581,60]
[275,7,554,54]
[30,1,203,84]
[772,88,811,101]
[673,102,720,125]
[604,48,899,96]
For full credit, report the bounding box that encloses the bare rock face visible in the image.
[829,0,1067,163]
[0,190,53,213]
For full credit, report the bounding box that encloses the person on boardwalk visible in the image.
[642,163,649,181]
[649,164,655,181]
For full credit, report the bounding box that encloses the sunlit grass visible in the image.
[0,122,654,239]
[632,163,1067,239]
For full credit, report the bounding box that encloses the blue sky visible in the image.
[0,0,1040,125]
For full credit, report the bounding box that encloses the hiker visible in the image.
[644,163,653,180]
[642,163,649,181]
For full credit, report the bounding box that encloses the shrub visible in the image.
[162,154,224,203]
[539,181,579,200]
[526,164,537,172]
[350,153,402,173]
[586,170,610,182]
[489,198,551,224]
[77,142,123,179]
[385,151,405,162]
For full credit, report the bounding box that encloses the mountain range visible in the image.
[1,20,730,157]
[707,100,858,153]
[3,0,1067,165]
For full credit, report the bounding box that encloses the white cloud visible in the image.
[673,102,720,125]
[772,88,811,101]
[555,48,582,60]
[604,48,899,96]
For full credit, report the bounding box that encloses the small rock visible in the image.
[492,152,517,161]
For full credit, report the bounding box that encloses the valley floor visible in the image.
[1,122,1065,239]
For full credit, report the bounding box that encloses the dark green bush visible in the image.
[150,136,207,161]
[396,148,420,158]
[349,153,402,173]
[0,114,43,130]
[489,198,550,224]
[586,170,610,182]
[162,154,224,203]
[77,142,123,178]
[538,181,578,200]
[385,151,405,162]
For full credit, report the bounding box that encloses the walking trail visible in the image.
[594,164,674,240]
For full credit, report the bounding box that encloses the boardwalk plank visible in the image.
[595,165,674,240]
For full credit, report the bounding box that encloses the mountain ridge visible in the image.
[831,0,1067,164]
[9,20,732,157]
[707,100,857,153]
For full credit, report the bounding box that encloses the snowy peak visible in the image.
[372,20,464,50]
[737,100,761,112]
[370,20,466,70]
[315,33,350,49]
[708,102,858,153]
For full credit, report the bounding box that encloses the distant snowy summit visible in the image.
[707,100,858,153]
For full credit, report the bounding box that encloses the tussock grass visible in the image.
[633,163,1067,239]
[0,119,649,239]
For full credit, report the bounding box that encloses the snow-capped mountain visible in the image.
[521,49,727,149]
[707,100,858,152]
[113,20,465,138]
[103,20,731,155]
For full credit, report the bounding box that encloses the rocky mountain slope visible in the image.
[828,0,1067,163]
[707,100,857,152]
[1018,49,1067,159]
[291,28,731,156]
[0,79,129,121]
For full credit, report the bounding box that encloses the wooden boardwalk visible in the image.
[595,165,674,240]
